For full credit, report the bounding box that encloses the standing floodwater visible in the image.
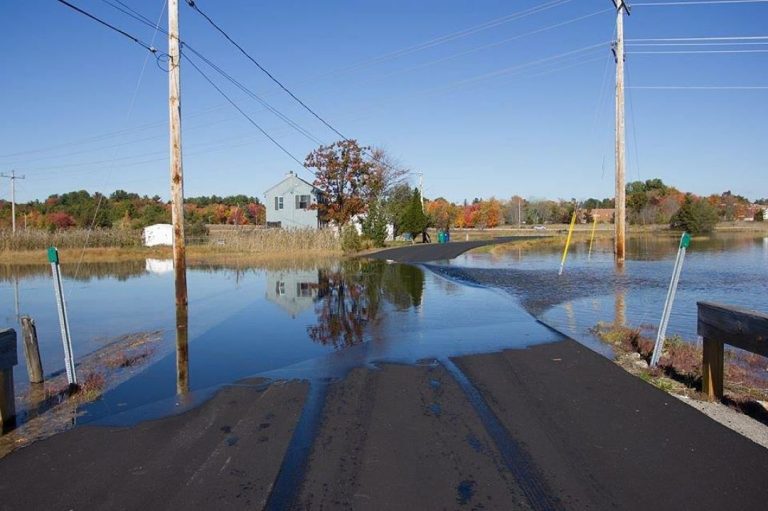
[0,258,560,428]
[434,233,768,352]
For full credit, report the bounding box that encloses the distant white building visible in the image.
[142,223,173,247]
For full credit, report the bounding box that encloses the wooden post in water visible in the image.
[613,0,629,265]
[20,316,44,384]
[0,328,18,426]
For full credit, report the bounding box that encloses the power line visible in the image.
[55,0,160,54]
[634,0,768,5]
[184,47,323,145]
[183,1,428,174]
[436,41,610,91]
[95,0,323,146]
[627,35,768,41]
[628,49,768,53]
[627,41,768,46]
[350,8,614,88]
[72,0,169,287]
[314,0,575,78]
[185,0,348,142]
[182,53,309,171]
[629,85,768,89]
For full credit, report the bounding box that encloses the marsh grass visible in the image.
[0,227,342,264]
[592,322,768,422]
[206,227,340,252]
[0,228,141,251]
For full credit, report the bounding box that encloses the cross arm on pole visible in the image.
[612,0,632,14]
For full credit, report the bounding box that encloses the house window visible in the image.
[296,194,311,210]
[297,282,313,297]
[274,196,284,210]
[276,281,285,296]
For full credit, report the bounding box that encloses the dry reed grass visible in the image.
[0,228,141,251]
[0,227,341,264]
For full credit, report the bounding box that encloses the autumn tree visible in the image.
[476,198,502,229]
[305,140,375,226]
[426,198,456,230]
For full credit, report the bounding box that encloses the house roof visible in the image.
[264,171,319,195]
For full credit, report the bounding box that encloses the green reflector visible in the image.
[47,247,59,264]
[680,232,691,249]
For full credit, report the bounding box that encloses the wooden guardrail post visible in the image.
[701,337,724,401]
[0,328,18,426]
[697,301,768,401]
[20,316,44,384]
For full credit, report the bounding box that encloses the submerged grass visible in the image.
[592,322,768,423]
[0,331,164,458]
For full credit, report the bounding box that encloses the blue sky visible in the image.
[1,0,766,204]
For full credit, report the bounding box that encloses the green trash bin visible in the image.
[437,231,445,244]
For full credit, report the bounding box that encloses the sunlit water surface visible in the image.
[434,234,768,354]
[1,259,558,425]
[2,233,764,427]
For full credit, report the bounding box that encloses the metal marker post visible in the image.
[650,232,690,367]
[558,211,578,276]
[48,247,77,386]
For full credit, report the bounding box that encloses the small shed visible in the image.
[143,223,173,247]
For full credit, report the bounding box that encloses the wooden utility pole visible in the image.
[1,170,25,234]
[169,0,189,394]
[613,1,629,264]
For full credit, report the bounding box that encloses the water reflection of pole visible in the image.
[13,273,20,325]
[614,288,626,327]
[176,301,189,395]
[614,262,626,327]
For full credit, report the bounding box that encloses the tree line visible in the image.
[0,190,265,231]
[2,139,763,240]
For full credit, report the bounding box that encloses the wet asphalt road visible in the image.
[1,240,768,509]
[366,237,519,263]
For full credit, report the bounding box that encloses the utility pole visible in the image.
[169,0,189,394]
[613,0,629,265]
[417,172,424,212]
[1,170,25,234]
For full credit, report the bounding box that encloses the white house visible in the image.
[264,171,324,229]
[142,223,173,247]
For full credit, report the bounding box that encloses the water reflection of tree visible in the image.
[308,260,424,349]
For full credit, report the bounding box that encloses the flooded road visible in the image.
[435,233,768,353]
[1,232,765,428]
[3,236,768,510]
[0,258,559,426]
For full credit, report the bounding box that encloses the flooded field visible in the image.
[436,233,768,354]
